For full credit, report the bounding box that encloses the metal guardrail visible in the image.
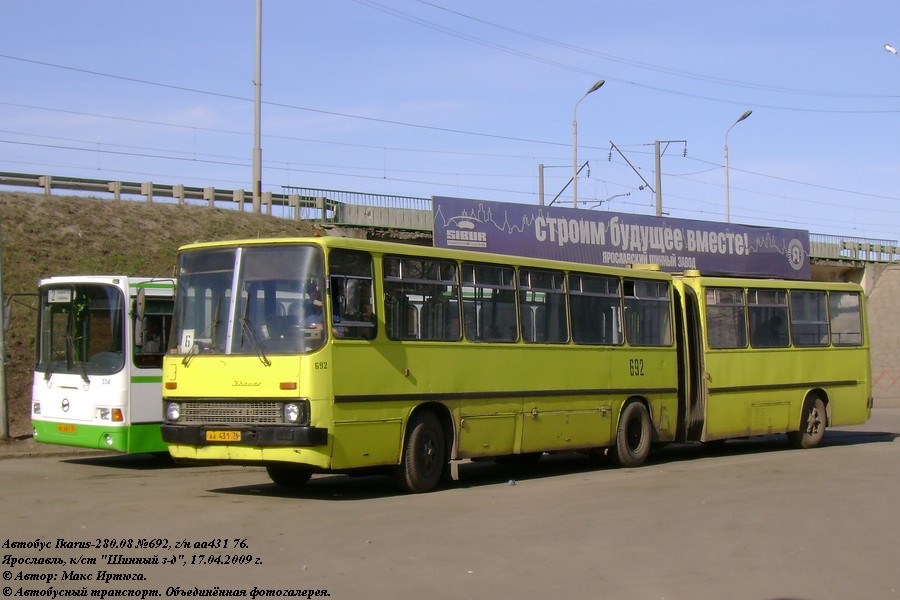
[809,232,899,263]
[1,170,896,261]
[0,170,311,217]
[0,171,431,231]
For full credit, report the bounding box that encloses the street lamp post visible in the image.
[573,79,605,209]
[724,109,752,223]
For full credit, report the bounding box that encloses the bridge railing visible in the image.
[808,233,899,263]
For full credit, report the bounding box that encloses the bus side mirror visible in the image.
[134,289,146,347]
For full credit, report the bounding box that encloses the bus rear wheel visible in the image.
[266,463,312,487]
[788,397,826,449]
[612,401,652,468]
[396,411,446,493]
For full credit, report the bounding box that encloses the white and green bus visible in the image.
[160,237,871,492]
[32,276,175,453]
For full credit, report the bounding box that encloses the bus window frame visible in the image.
[748,288,790,348]
[461,262,517,343]
[517,267,568,344]
[384,255,461,342]
[790,289,829,347]
[705,286,748,350]
[570,272,624,346]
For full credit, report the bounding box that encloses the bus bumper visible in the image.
[161,424,328,447]
[31,420,165,454]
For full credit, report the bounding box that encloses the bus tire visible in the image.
[396,411,446,493]
[612,401,652,468]
[266,463,312,487]
[788,396,826,449]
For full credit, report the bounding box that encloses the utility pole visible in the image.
[609,140,685,216]
[653,140,687,216]
[538,163,545,205]
[654,141,662,217]
[0,212,6,439]
[252,0,263,213]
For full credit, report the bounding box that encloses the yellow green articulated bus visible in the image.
[32,276,175,453]
[160,237,871,492]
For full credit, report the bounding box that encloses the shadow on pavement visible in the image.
[208,427,898,501]
[64,452,181,470]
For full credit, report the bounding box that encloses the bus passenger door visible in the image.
[677,285,706,441]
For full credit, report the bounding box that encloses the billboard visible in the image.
[433,196,810,280]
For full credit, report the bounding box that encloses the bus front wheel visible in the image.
[612,401,652,468]
[266,463,312,487]
[788,397,826,449]
[396,411,446,493]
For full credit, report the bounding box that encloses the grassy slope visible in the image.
[0,191,317,438]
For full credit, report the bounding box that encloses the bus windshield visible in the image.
[172,244,326,356]
[36,284,126,378]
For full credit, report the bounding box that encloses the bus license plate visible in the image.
[57,424,77,434]
[205,430,241,442]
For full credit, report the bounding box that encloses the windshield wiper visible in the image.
[77,361,90,386]
[210,294,222,351]
[43,356,54,381]
[64,332,90,386]
[240,317,271,367]
[181,343,200,367]
[240,297,271,367]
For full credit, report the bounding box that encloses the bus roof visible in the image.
[38,275,176,294]
[176,236,674,281]
[675,272,863,292]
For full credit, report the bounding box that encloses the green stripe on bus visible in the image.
[131,375,163,384]
[708,380,859,394]
[134,282,175,289]
[335,387,678,403]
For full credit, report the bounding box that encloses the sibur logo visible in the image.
[445,217,487,248]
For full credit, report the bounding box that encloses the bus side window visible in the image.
[829,291,863,346]
[705,287,746,349]
[134,312,169,369]
[330,249,376,340]
[461,263,517,343]
[624,279,672,346]
[748,288,790,348]
[790,290,829,347]
[518,268,568,344]
[570,273,622,345]
[384,256,459,341]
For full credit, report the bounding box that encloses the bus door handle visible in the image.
[531,407,539,420]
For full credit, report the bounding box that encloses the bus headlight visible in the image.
[166,402,182,421]
[97,408,110,421]
[284,402,301,423]
[283,400,310,424]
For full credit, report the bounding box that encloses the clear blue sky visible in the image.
[3,1,900,241]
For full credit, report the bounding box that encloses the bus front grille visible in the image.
[180,401,284,425]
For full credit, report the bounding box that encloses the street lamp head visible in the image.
[727,109,753,136]
[886,43,898,55]
[586,79,606,95]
